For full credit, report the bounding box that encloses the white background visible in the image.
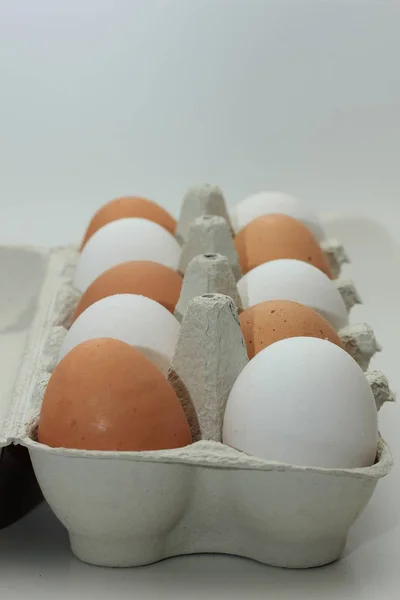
[0,1,400,599]
[1,1,400,245]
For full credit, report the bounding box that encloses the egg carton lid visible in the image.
[0,244,78,448]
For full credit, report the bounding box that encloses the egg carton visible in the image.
[0,232,393,569]
[0,185,393,563]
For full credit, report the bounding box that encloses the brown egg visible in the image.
[72,261,182,322]
[38,338,191,451]
[80,196,177,250]
[240,300,343,359]
[234,213,332,277]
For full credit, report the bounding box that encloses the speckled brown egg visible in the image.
[37,338,191,451]
[240,300,343,359]
[80,196,177,250]
[234,213,332,277]
[72,261,182,322]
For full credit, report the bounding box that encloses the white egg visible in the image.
[73,218,181,293]
[237,259,348,330]
[59,294,180,375]
[230,191,326,240]
[223,337,378,469]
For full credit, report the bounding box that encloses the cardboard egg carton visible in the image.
[0,185,394,568]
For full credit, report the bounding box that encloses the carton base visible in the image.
[69,532,347,569]
[70,534,166,568]
[26,436,391,570]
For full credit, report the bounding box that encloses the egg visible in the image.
[72,261,182,322]
[240,300,344,359]
[80,196,177,250]
[73,218,181,293]
[59,294,180,375]
[234,214,332,277]
[223,337,378,469]
[237,259,348,330]
[230,191,325,240]
[38,338,191,451]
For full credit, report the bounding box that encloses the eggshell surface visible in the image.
[231,191,325,240]
[240,300,344,359]
[73,218,181,293]
[38,338,191,451]
[72,261,182,322]
[80,196,177,249]
[223,337,378,469]
[59,294,180,375]
[234,214,332,277]
[237,259,348,330]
